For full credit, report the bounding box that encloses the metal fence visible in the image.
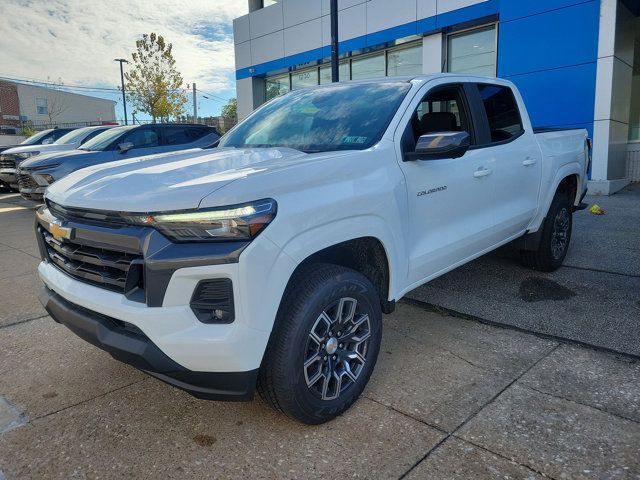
[9,116,237,134]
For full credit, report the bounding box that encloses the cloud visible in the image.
[0,0,247,96]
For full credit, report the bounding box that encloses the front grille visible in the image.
[47,200,126,225]
[0,156,16,169]
[17,173,38,190]
[39,227,143,294]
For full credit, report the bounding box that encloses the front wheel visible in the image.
[520,191,573,272]
[258,263,382,424]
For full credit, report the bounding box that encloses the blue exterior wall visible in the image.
[236,0,602,135]
[497,0,601,135]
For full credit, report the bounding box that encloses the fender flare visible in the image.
[273,214,403,301]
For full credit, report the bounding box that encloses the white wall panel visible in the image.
[366,0,417,34]
[236,77,255,121]
[283,0,322,27]
[233,15,251,44]
[436,0,487,15]
[249,2,284,38]
[417,0,437,20]
[285,18,323,57]
[251,30,285,65]
[422,33,443,74]
[234,41,252,69]
[321,0,366,16]
[321,3,367,45]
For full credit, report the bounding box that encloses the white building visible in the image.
[8,81,115,127]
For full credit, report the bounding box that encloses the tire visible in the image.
[258,263,382,424]
[520,190,573,272]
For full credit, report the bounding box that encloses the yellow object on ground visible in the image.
[588,204,605,215]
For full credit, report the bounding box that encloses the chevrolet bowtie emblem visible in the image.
[49,221,73,241]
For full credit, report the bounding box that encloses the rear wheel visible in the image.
[258,263,382,424]
[520,191,573,272]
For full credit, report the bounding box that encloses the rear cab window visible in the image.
[161,126,211,146]
[476,84,524,144]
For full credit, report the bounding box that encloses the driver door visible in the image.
[396,81,497,285]
[117,127,162,159]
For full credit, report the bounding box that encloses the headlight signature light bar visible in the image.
[125,199,277,242]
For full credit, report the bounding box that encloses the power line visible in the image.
[195,88,229,103]
[0,74,122,92]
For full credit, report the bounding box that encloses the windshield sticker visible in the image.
[342,136,368,145]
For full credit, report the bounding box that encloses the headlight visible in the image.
[17,152,39,160]
[127,199,277,242]
[33,174,55,186]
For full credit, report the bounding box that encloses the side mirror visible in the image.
[42,138,53,145]
[117,141,134,153]
[406,131,470,161]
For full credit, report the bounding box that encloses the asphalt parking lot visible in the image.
[0,190,639,479]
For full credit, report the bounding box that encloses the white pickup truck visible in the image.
[35,75,589,424]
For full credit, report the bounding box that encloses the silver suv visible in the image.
[17,124,220,201]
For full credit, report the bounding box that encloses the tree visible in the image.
[221,98,237,120]
[46,93,69,125]
[44,78,69,125]
[123,33,188,122]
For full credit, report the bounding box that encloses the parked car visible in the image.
[1,126,116,194]
[17,124,219,201]
[0,127,77,191]
[34,75,589,424]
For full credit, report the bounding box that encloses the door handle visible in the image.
[473,167,493,178]
[523,159,537,166]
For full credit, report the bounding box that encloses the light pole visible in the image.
[114,58,129,125]
[330,0,339,82]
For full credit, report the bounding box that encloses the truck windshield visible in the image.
[20,129,53,145]
[219,82,411,153]
[79,127,129,151]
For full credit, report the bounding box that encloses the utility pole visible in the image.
[114,59,129,125]
[192,83,197,123]
[330,0,339,82]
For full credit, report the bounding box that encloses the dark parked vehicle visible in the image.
[1,128,76,191]
[17,124,220,201]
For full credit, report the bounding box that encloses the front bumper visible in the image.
[20,186,45,202]
[39,286,258,401]
[0,168,17,186]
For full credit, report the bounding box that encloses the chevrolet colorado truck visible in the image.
[35,75,589,424]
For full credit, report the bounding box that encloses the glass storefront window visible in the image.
[291,68,319,90]
[387,45,422,76]
[319,62,350,84]
[266,74,290,101]
[351,53,385,80]
[447,26,496,77]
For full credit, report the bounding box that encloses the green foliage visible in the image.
[21,121,36,137]
[221,98,237,120]
[123,33,188,122]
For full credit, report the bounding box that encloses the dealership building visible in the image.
[233,0,640,194]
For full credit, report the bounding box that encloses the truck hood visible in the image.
[46,147,309,212]
[19,149,89,170]
[1,143,73,156]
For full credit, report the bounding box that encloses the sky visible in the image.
[0,0,249,121]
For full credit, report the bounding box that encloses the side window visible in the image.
[409,85,472,145]
[162,126,208,146]
[477,84,523,143]
[124,128,160,149]
[49,129,72,142]
[79,129,107,145]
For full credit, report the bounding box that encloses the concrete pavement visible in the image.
[0,191,639,479]
[407,183,640,357]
